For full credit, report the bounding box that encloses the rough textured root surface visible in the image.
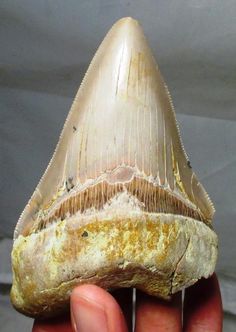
[11,213,218,318]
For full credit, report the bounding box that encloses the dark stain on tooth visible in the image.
[73,126,77,132]
[187,161,192,169]
[66,177,75,192]
[82,230,88,237]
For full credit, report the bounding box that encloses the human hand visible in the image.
[32,273,222,332]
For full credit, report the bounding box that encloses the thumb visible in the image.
[70,285,128,332]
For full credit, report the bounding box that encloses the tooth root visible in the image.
[14,17,214,240]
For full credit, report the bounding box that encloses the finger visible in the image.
[135,290,182,332]
[183,273,223,332]
[70,284,128,332]
[111,288,133,331]
[32,314,73,332]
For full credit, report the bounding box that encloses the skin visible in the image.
[32,273,222,332]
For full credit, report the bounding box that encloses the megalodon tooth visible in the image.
[11,17,218,318]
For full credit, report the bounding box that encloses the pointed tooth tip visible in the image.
[113,16,140,27]
[110,17,144,37]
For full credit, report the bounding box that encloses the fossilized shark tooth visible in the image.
[11,17,218,318]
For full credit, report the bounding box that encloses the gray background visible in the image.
[0,0,236,330]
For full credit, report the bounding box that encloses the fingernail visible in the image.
[71,294,109,332]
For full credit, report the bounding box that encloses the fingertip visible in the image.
[135,290,182,332]
[183,273,223,332]
[71,284,115,308]
[70,285,128,332]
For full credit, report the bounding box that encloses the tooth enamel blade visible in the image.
[14,17,214,239]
